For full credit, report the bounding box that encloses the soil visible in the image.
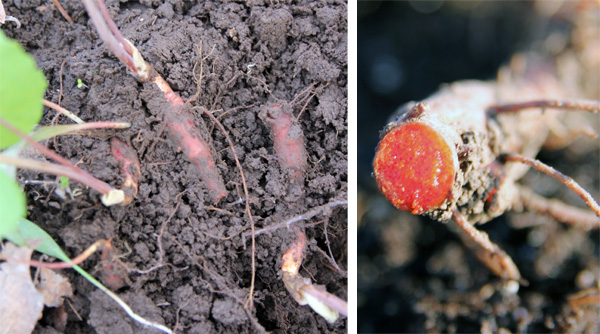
[3,0,347,333]
[358,2,599,334]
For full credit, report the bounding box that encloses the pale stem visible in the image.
[0,155,113,195]
[301,284,348,317]
[43,99,85,124]
[81,0,136,73]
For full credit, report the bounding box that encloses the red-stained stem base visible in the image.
[110,138,141,205]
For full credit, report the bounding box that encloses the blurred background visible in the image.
[358,1,599,333]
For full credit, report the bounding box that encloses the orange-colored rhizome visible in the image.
[373,122,455,215]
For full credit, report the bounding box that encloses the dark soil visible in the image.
[358,2,599,334]
[3,0,347,333]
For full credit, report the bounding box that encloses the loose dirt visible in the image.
[3,0,347,333]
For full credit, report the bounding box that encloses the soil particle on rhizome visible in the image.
[3,0,347,333]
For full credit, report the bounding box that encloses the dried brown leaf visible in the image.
[36,267,73,307]
[0,243,44,334]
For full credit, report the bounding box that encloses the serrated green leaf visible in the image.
[0,170,26,238]
[0,31,47,149]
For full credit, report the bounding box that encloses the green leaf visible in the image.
[30,123,130,143]
[5,219,102,295]
[4,218,70,262]
[59,176,69,188]
[0,170,26,238]
[0,31,47,149]
[31,124,91,142]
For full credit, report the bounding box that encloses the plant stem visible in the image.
[43,99,84,123]
[94,0,133,56]
[81,0,136,74]
[0,116,124,205]
[301,284,348,317]
[0,116,78,169]
[0,155,113,195]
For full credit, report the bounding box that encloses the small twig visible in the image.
[58,60,66,104]
[314,247,346,277]
[501,153,600,218]
[187,41,217,104]
[568,288,600,309]
[172,299,191,334]
[66,299,83,321]
[453,210,523,283]
[243,200,347,239]
[289,83,316,106]
[244,73,278,101]
[216,104,255,121]
[210,73,240,112]
[203,205,234,216]
[290,82,318,120]
[52,0,73,24]
[296,91,316,120]
[452,210,495,254]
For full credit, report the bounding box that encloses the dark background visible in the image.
[357,1,598,333]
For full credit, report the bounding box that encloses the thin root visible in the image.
[452,210,523,283]
[242,200,347,239]
[1,239,109,269]
[201,108,257,310]
[187,41,217,104]
[489,99,600,113]
[516,185,600,229]
[501,153,600,218]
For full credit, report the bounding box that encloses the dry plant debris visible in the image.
[0,243,44,334]
[36,266,73,307]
